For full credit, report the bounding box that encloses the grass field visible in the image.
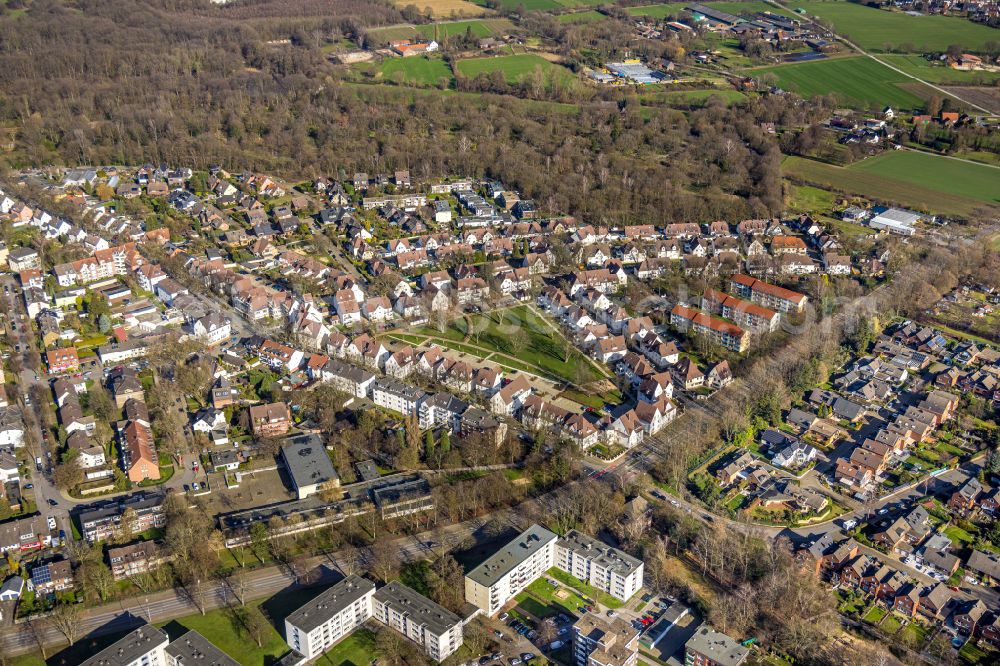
[782,153,998,216]
[366,25,421,43]
[394,0,487,17]
[548,567,627,608]
[409,305,605,384]
[849,151,1000,204]
[160,604,289,665]
[314,629,377,666]
[415,18,492,38]
[380,56,453,86]
[880,55,1000,85]
[751,56,932,110]
[476,0,561,9]
[554,0,606,6]
[556,9,606,22]
[626,2,686,17]
[786,183,836,213]
[642,88,747,106]
[792,0,1000,52]
[456,53,572,84]
[627,1,795,17]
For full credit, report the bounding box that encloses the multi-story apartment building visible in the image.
[107,540,168,580]
[373,581,464,662]
[371,377,426,417]
[669,305,749,353]
[79,625,169,666]
[684,626,749,666]
[556,530,644,602]
[78,492,167,543]
[700,289,780,334]
[465,524,558,616]
[284,575,376,660]
[166,631,240,666]
[728,274,808,314]
[573,614,639,666]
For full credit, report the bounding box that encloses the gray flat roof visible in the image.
[80,625,169,666]
[166,630,241,666]
[374,581,461,636]
[685,626,749,666]
[466,524,558,588]
[557,530,643,577]
[285,575,376,634]
[281,434,339,491]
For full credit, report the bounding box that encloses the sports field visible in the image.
[557,9,606,22]
[791,0,1000,52]
[456,53,572,83]
[380,57,454,86]
[393,0,487,17]
[879,55,1000,86]
[751,56,933,110]
[782,153,999,216]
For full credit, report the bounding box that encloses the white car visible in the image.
[46,516,56,530]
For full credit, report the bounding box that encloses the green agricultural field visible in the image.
[366,25,420,44]
[456,53,572,84]
[849,151,1000,204]
[751,56,933,110]
[880,55,1000,85]
[791,0,1000,52]
[554,0,605,6]
[480,0,561,10]
[626,3,687,18]
[380,56,453,86]
[557,9,606,22]
[704,1,797,17]
[415,19,493,39]
[782,153,998,216]
[643,88,747,106]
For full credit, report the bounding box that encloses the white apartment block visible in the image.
[284,575,376,660]
[465,524,558,616]
[556,530,644,603]
[373,581,464,662]
[80,625,169,666]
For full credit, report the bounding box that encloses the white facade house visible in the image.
[284,575,376,660]
[79,625,169,666]
[465,524,558,616]
[555,530,644,603]
[373,582,464,662]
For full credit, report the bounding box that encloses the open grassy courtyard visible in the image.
[791,1,1000,53]
[782,154,997,217]
[750,56,933,110]
[407,305,607,385]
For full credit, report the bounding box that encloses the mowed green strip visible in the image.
[752,56,930,110]
[456,54,570,83]
[849,152,1000,204]
[792,0,1000,52]
[381,57,454,85]
[554,0,605,6]
[557,9,605,22]
[782,155,996,216]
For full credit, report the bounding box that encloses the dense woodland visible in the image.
[0,0,842,223]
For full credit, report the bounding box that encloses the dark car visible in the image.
[47,499,58,507]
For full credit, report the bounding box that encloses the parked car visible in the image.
[499,612,509,621]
